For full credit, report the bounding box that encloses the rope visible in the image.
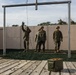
[26,0,28,25]
[25,0,34,49]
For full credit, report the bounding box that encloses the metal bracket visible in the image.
[35,0,38,10]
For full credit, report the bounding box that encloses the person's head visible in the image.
[56,26,60,30]
[38,26,44,32]
[40,26,44,31]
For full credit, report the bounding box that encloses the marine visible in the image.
[21,22,31,52]
[53,26,63,53]
[37,26,46,52]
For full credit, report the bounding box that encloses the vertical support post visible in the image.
[3,7,6,56]
[35,0,38,10]
[68,2,71,58]
[47,26,49,50]
[20,26,21,49]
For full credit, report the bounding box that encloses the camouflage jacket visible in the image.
[53,30,63,42]
[37,30,46,42]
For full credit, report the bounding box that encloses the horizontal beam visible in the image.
[2,1,71,8]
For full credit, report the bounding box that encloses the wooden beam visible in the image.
[2,1,71,8]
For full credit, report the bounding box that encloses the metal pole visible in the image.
[68,1,71,58]
[3,7,6,56]
[35,0,38,10]
[2,1,71,8]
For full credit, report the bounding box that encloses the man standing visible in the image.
[38,26,46,52]
[53,26,63,53]
[21,22,31,52]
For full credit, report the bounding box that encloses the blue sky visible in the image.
[0,0,76,27]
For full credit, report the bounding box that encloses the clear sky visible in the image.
[0,0,76,27]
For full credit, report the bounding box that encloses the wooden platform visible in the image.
[0,58,76,75]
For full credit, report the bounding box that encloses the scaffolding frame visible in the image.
[2,1,71,58]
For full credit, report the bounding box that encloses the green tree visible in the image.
[71,19,76,24]
[58,19,67,25]
[12,25,19,27]
[38,21,51,26]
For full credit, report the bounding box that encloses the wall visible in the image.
[0,27,3,49]
[0,25,76,50]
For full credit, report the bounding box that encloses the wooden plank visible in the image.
[0,60,20,74]
[1,60,29,75]
[61,62,70,75]
[66,62,76,75]
[40,62,50,75]
[72,62,76,67]
[11,61,36,75]
[20,61,41,75]
[0,59,11,64]
[0,60,17,69]
[30,60,47,75]
[51,71,59,75]
[0,59,75,75]
[0,60,16,69]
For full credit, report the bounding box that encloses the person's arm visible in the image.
[53,31,55,40]
[35,34,37,42]
[27,27,31,33]
[44,31,46,41]
[21,23,26,32]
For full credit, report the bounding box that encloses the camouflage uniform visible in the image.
[21,22,31,51]
[53,26,63,52]
[38,27,46,52]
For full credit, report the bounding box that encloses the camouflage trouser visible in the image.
[54,41,61,51]
[38,41,45,52]
[35,42,39,52]
[24,39,29,50]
